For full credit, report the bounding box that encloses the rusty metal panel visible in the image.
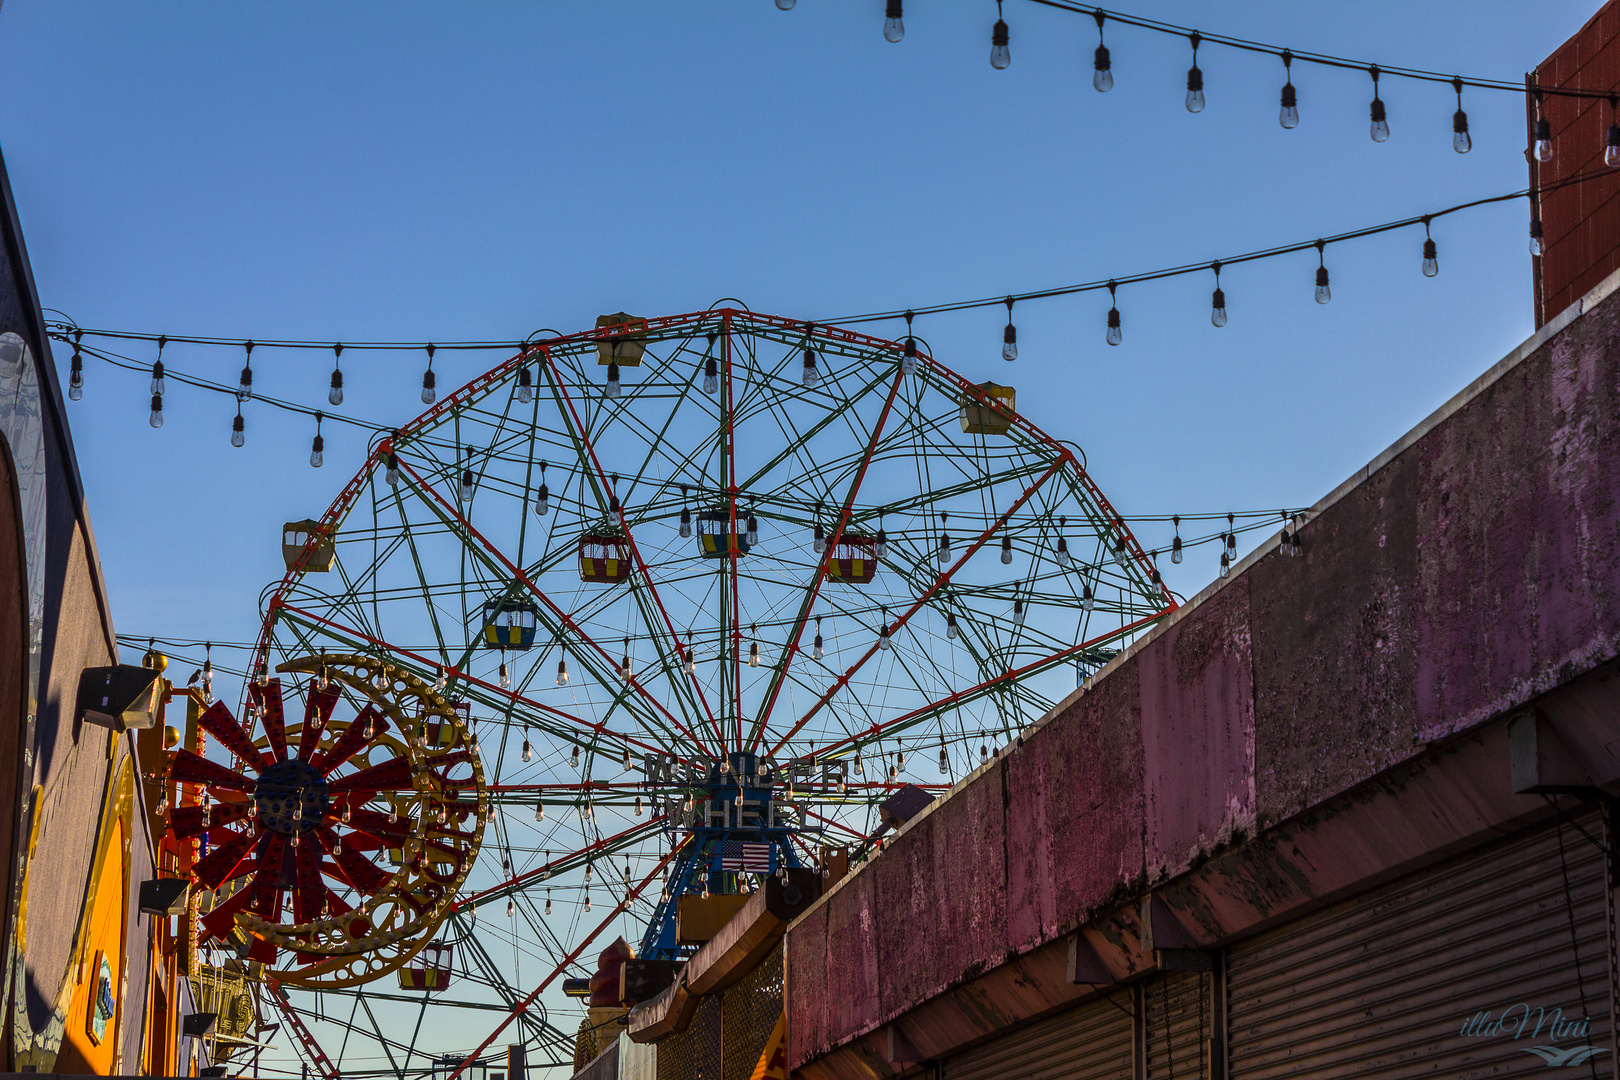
[941,990,1134,1080]
[1228,813,1610,1080]
[722,946,782,1080]
[1145,970,1212,1080]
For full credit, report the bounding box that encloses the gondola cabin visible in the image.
[481,598,539,650]
[281,519,336,573]
[827,534,878,584]
[595,312,648,367]
[579,533,633,583]
[697,509,750,559]
[959,382,1016,435]
[398,941,454,992]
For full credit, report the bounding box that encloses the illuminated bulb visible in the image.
[884,0,903,42]
[499,660,510,688]
[1315,265,1332,305]
[634,795,642,816]
[545,891,552,915]
[802,346,819,387]
[388,803,398,823]
[386,452,400,486]
[585,861,594,883]
[584,892,592,913]
[813,633,824,659]
[946,612,959,639]
[517,365,533,404]
[622,746,632,771]
[341,803,352,823]
[1211,287,1228,328]
[333,835,342,855]
[507,899,514,917]
[855,751,863,776]
[290,833,300,849]
[1000,534,1013,565]
[150,360,165,396]
[1535,117,1553,162]
[157,794,169,818]
[749,641,760,668]
[570,745,580,767]
[990,15,1010,69]
[149,394,164,429]
[293,804,303,822]
[557,658,569,685]
[231,412,244,447]
[202,802,212,827]
[684,651,695,674]
[702,356,719,395]
[606,362,622,399]
[534,801,545,821]
[1423,238,1439,278]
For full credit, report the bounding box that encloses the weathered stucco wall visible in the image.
[786,271,1620,1077]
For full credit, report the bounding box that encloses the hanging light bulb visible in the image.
[946,611,959,639]
[884,0,903,42]
[901,311,919,374]
[1082,581,1094,611]
[506,898,514,917]
[634,794,643,816]
[606,361,622,399]
[1210,261,1228,327]
[341,800,352,823]
[703,355,719,395]
[536,460,550,515]
[855,750,863,776]
[149,394,164,429]
[1092,12,1112,92]
[1423,234,1439,279]
[813,616,825,659]
[1001,297,1017,361]
[515,361,535,404]
[749,625,760,668]
[570,745,579,768]
[329,343,345,406]
[1055,515,1071,567]
[1000,534,1013,565]
[583,891,592,913]
[621,636,632,683]
[68,335,84,400]
[1220,550,1231,578]
[980,741,989,763]
[1530,217,1545,257]
[1607,95,1620,167]
[535,800,545,821]
[230,408,244,447]
[1368,66,1389,142]
[310,411,325,468]
[520,737,531,762]
[1171,516,1184,564]
[1012,594,1025,626]
[622,744,632,771]
[878,609,892,651]
[545,889,552,915]
[499,657,510,689]
[1451,79,1471,154]
[678,485,692,538]
[460,447,476,504]
[802,341,820,388]
[386,450,400,486]
[1314,240,1332,304]
[1279,51,1298,128]
[938,744,949,773]
[1534,92,1553,161]
[875,513,887,558]
[990,2,1010,69]
[1185,32,1204,113]
[1105,281,1122,346]
[684,647,695,674]
[813,502,826,553]
[150,355,166,397]
[237,340,255,402]
[1111,531,1127,567]
[421,344,437,405]
[585,859,594,883]
[747,509,759,546]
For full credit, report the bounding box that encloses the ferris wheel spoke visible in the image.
[455,814,663,913]
[746,364,906,753]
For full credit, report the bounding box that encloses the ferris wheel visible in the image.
[235,305,1172,1071]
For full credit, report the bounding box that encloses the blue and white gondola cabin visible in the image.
[481,598,539,650]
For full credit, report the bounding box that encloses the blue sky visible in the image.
[0,1,1599,1074]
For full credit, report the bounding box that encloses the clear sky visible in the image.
[0,1,1599,1076]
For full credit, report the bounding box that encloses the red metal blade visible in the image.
[169,799,253,840]
[315,825,391,894]
[253,679,289,763]
[326,754,414,794]
[291,830,326,924]
[310,704,387,775]
[298,680,343,761]
[193,826,260,889]
[169,748,255,793]
[198,883,256,942]
[197,701,272,772]
[345,806,412,846]
[250,834,287,922]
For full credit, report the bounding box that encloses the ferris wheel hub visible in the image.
[253,758,330,836]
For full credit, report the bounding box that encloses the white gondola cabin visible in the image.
[281,519,336,572]
[959,382,1016,435]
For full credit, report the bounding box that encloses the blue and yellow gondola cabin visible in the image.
[827,534,878,584]
[579,533,633,583]
[697,508,750,559]
[398,941,454,992]
[481,597,539,649]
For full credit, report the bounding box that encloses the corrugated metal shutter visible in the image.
[1228,811,1611,1080]
[1145,971,1212,1080]
[943,988,1135,1080]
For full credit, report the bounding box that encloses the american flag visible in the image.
[718,841,773,872]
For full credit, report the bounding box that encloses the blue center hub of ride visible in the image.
[253,758,329,836]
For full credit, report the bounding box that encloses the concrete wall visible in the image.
[786,267,1620,1077]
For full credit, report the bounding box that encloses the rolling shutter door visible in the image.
[943,988,1134,1080]
[1227,812,1611,1080]
[1145,970,1214,1080]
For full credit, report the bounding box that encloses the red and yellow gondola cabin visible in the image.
[579,533,633,583]
[827,534,878,584]
[398,941,454,991]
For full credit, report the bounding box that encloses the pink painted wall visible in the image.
[787,282,1620,1073]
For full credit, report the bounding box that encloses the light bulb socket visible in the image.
[1186,66,1203,93]
[1454,109,1469,134]
[1423,238,1437,260]
[1003,323,1016,344]
[1094,44,1110,71]
[1212,286,1226,309]
[1281,82,1296,108]
[886,0,901,18]
[422,369,436,390]
[1370,98,1386,123]
[992,19,1008,47]
[1106,307,1121,329]
[1315,266,1330,287]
